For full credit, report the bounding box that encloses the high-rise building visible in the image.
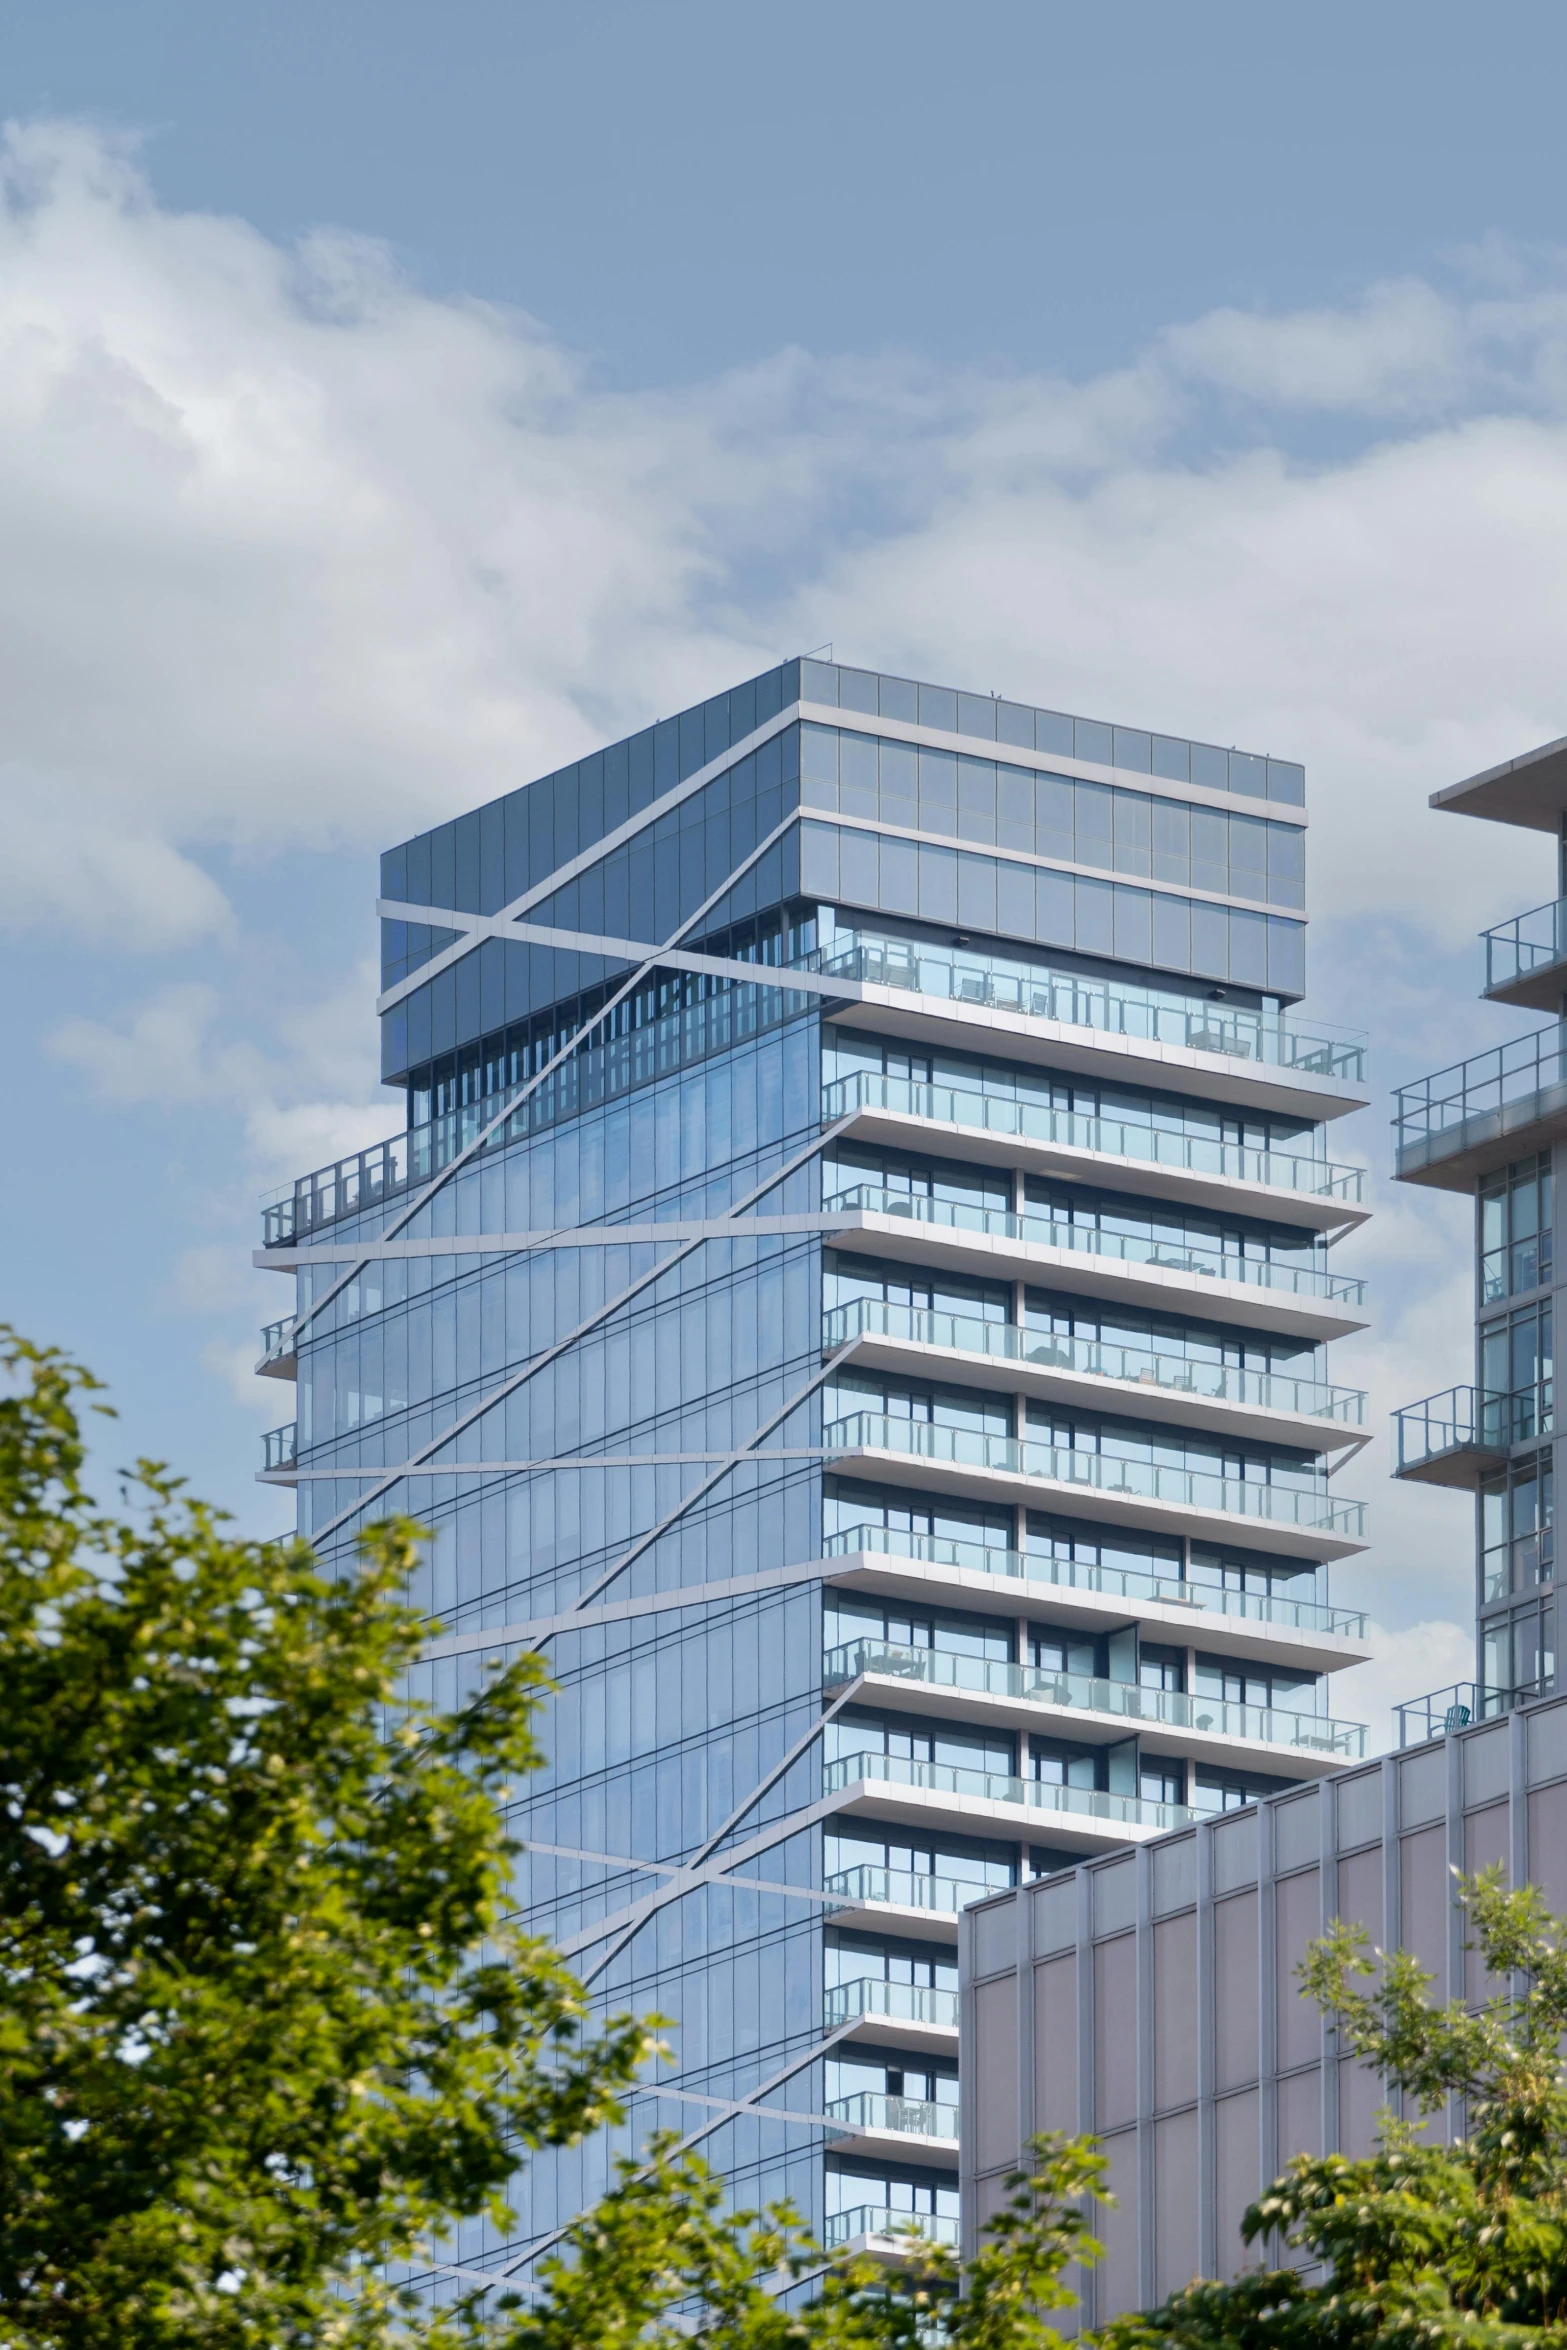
[1393,737,1567,1736]
[257,657,1372,2293]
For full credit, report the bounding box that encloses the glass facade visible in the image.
[1393,749,1567,1725]
[259,658,1370,2292]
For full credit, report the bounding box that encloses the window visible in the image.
[1480,1154,1553,1301]
[1194,1653,1319,1713]
[1141,1758,1186,1806]
[1139,1642,1186,1693]
[1479,1298,1553,1441]
[1480,1453,1554,1601]
[1482,1602,1556,1699]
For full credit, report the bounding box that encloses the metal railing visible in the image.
[824,1749,1196,1832]
[813,935,1366,1083]
[825,1298,1366,1428]
[259,1315,297,1367]
[824,2207,959,2250]
[823,1523,1367,1637]
[823,1412,1367,1540]
[824,1978,960,2032]
[1394,1026,1567,1163]
[830,1185,1365,1308]
[824,1639,1366,1758]
[824,2091,959,2142]
[262,1423,298,1471]
[1483,896,1567,993]
[1395,1680,1537,1747]
[1392,1385,1547,1473]
[821,1864,997,1917]
[824,1070,1365,1206]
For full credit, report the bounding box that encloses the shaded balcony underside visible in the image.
[824,1550,1370,1673]
[826,994,1366,1125]
[833,1098,1367,1234]
[840,1208,1366,1342]
[824,1769,1178,1856]
[833,1324,1365,1456]
[830,1660,1358,1774]
[827,1438,1366,1563]
[1395,1079,1567,1190]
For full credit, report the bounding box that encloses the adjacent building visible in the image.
[1393,736,1567,1732]
[959,1692,1567,2322]
[256,657,1371,2292]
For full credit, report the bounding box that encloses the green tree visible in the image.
[1108,1870,1567,2350]
[0,1328,1114,2349]
[0,1330,652,2347]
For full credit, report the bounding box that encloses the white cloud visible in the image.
[4,121,1567,963]
[1335,1616,1476,1758]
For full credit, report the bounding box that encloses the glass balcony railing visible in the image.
[1395,1680,1537,1748]
[262,1423,298,1471]
[822,1413,1368,1541]
[1483,896,1567,994]
[824,2207,959,2250]
[1394,1027,1567,1165]
[824,1748,1196,1833]
[821,1864,996,1917]
[824,1298,1366,1428]
[1393,1385,1545,1474]
[823,1523,1367,1638]
[824,1071,1365,1207]
[824,2091,959,2142]
[823,1639,1366,1758]
[811,935,1365,1082]
[259,1315,297,1367]
[824,1977,960,2032]
[829,1186,1365,1308]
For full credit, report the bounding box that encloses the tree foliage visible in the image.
[0,1330,652,2347]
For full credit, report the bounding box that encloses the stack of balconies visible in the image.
[808,953,1370,2224]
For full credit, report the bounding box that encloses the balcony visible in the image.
[824,1748,1195,1842]
[261,1422,298,1473]
[1392,1386,1542,1488]
[1482,896,1567,1011]
[823,1070,1366,1231]
[822,1864,988,1938]
[823,1524,1369,1646]
[824,2091,960,2159]
[829,1186,1367,1342]
[257,1315,297,1380]
[823,2207,958,2252]
[1394,1027,1567,1191]
[825,1298,1367,1452]
[824,1638,1367,1761]
[1395,1680,1538,1748]
[822,1413,1368,1559]
[824,1977,960,2037]
[813,935,1366,1087]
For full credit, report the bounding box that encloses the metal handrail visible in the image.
[824,2207,959,2249]
[1394,1025,1567,1154]
[1392,1384,1547,1471]
[824,2091,959,2141]
[1395,1680,1537,1747]
[825,1297,1366,1427]
[831,1185,1366,1306]
[821,1864,996,1916]
[822,1524,1365,1636]
[811,936,1365,1082]
[262,1423,298,1470]
[824,1978,960,2030]
[823,1412,1368,1539]
[824,1639,1365,1757]
[824,1070,1365,1204]
[1483,895,1567,992]
[824,1748,1195,1831]
[259,1315,297,1365]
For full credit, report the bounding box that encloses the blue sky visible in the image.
[4,0,1567,1740]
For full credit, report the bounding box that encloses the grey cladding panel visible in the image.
[1215,1893,1260,2092]
[1095,1936,1139,2130]
[1399,1746,1447,1828]
[1273,1790,1319,1874]
[1528,1705,1567,1788]
[1153,1834,1197,1916]
[1530,1783,1567,1913]
[974,1976,1021,2173]
[1399,1827,1448,1993]
[1035,1955,1078,2133]
[1215,2090,1262,2274]
[1336,1770,1382,1852]
[1093,1859,1137,1935]
[1213,1814,1259,1893]
[974,1897,1019,1978]
[1277,2063,1323,2165]
[1274,1869,1322,2071]
[1154,1912,1198,2111]
[1154,2109,1200,2300]
[1465,1726,1511,1806]
[1337,1845,1383,1944]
